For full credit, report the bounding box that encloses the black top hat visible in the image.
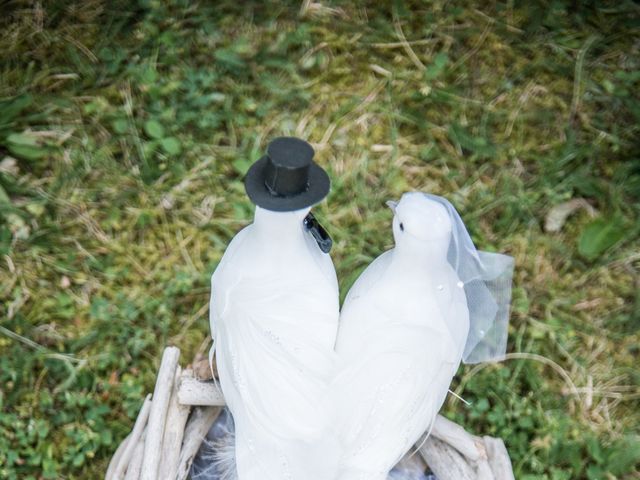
[244,137,330,212]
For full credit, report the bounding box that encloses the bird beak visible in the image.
[386,200,398,213]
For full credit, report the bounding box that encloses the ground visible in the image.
[0,1,639,479]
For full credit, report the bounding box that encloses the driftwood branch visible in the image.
[123,431,145,480]
[105,433,130,480]
[177,370,225,406]
[159,367,191,479]
[107,347,515,480]
[175,406,222,480]
[141,346,181,480]
[420,436,477,480]
[111,395,151,480]
[431,415,484,462]
[484,436,515,480]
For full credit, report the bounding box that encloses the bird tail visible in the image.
[191,411,431,480]
[190,409,238,480]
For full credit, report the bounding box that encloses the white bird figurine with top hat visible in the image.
[209,137,341,480]
[331,192,514,480]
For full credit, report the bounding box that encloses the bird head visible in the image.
[387,192,453,257]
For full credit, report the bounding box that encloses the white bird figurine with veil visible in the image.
[209,137,341,480]
[331,192,514,480]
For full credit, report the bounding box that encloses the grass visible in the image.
[0,0,639,478]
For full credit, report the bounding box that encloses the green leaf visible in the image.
[607,436,640,475]
[143,120,165,139]
[586,466,604,480]
[550,468,571,480]
[578,218,625,260]
[25,203,45,217]
[8,144,48,160]
[140,67,158,84]
[0,226,10,255]
[214,48,245,70]
[0,184,10,204]
[6,132,39,146]
[5,133,48,160]
[142,140,158,158]
[159,137,182,156]
[448,123,496,158]
[112,118,129,134]
[72,453,85,467]
[232,158,252,175]
[425,52,448,80]
[0,94,33,127]
[586,436,605,464]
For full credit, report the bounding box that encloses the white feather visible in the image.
[209,207,341,480]
[191,409,435,480]
[190,409,237,480]
[331,193,470,479]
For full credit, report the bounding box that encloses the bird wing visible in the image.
[209,225,251,354]
[211,241,338,435]
[209,223,342,479]
[343,250,393,304]
[333,321,459,475]
[303,227,340,293]
[334,266,467,477]
[334,251,395,354]
[213,272,340,480]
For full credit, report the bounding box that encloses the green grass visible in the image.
[1,0,639,478]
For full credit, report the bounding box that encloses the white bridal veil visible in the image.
[423,193,515,364]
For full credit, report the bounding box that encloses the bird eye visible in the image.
[399,222,404,232]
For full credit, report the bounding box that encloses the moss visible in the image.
[0,1,638,478]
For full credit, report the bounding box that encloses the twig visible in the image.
[484,436,515,480]
[0,325,83,364]
[419,437,476,480]
[111,365,516,480]
[476,457,496,480]
[431,415,484,462]
[570,35,598,125]
[112,394,152,480]
[124,431,146,480]
[141,347,181,480]
[393,12,426,70]
[455,352,582,407]
[177,370,225,406]
[159,367,191,480]
[451,21,492,71]
[176,407,222,480]
[106,433,130,480]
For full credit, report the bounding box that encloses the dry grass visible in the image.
[0,1,639,478]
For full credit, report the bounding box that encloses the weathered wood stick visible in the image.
[431,414,484,462]
[484,436,515,480]
[175,406,222,480]
[476,457,496,480]
[419,436,476,480]
[105,433,130,480]
[177,370,225,406]
[159,367,191,480]
[110,368,516,480]
[124,431,146,480]
[174,371,515,479]
[112,394,152,480]
[141,346,181,480]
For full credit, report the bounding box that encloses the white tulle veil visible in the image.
[423,193,514,364]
